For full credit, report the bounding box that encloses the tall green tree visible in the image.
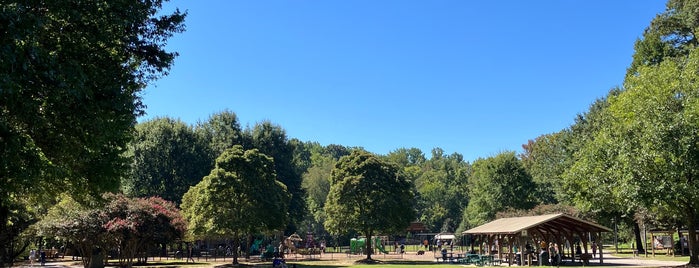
[520,131,571,204]
[324,150,415,261]
[181,145,290,264]
[575,49,699,264]
[123,117,210,204]
[298,143,352,240]
[461,152,536,229]
[301,153,335,236]
[196,110,244,161]
[411,148,470,233]
[245,121,306,233]
[0,0,185,264]
[628,0,699,76]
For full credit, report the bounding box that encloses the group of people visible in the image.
[28,249,46,266]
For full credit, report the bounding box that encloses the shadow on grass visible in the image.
[212,259,437,268]
[126,261,210,267]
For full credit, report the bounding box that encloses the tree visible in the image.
[385,147,427,167]
[520,131,571,204]
[410,149,470,233]
[181,145,290,264]
[38,198,106,268]
[38,194,186,268]
[628,0,699,76]
[245,121,306,233]
[0,0,185,263]
[461,152,536,229]
[195,110,244,161]
[297,143,352,241]
[584,49,699,264]
[102,194,186,267]
[301,153,335,236]
[123,117,210,204]
[324,150,415,261]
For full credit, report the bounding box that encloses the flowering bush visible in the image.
[38,194,186,268]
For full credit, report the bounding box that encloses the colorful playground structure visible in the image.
[349,237,389,254]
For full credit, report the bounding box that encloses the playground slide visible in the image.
[250,239,263,254]
[375,242,389,254]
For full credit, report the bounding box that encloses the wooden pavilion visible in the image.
[462,213,612,266]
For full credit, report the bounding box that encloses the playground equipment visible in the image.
[350,237,388,254]
[282,233,302,254]
[250,239,263,255]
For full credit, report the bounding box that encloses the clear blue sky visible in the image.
[141,1,666,162]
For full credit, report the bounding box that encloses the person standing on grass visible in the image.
[186,243,195,263]
[591,242,597,258]
[29,249,36,267]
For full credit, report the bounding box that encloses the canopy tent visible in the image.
[463,213,612,266]
[434,233,456,241]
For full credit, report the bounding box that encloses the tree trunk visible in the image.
[686,210,698,265]
[365,234,373,260]
[633,221,645,254]
[232,234,240,265]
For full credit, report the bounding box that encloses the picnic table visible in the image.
[458,254,501,266]
[436,252,456,263]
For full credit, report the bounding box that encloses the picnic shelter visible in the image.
[462,213,612,266]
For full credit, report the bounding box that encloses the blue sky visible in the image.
[141,1,666,162]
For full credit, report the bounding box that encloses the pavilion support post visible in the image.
[670,230,675,257]
[519,236,525,266]
[507,235,514,267]
[576,231,589,255]
[498,234,503,260]
[651,233,656,257]
[564,234,575,262]
[598,232,603,264]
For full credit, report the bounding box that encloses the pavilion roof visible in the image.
[462,213,611,236]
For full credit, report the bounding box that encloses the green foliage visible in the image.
[301,154,335,232]
[569,47,699,264]
[628,0,699,76]
[123,117,210,204]
[411,149,470,233]
[102,194,186,267]
[39,197,105,268]
[0,0,185,264]
[298,143,353,239]
[196,110,244,160]
[385,147,427,167]
[520,131,572,204]
[38,194,185,268]
[324,150,415,260]
[181,145,290,264]
[461,152,536,229]
[244,121,306,232]
[615,49,699,217]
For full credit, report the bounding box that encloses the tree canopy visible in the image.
[461,152,536,229]
[123,117,210,204]
[181,145,290,264]
[0,0,185,264]
[324,150,415,260]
